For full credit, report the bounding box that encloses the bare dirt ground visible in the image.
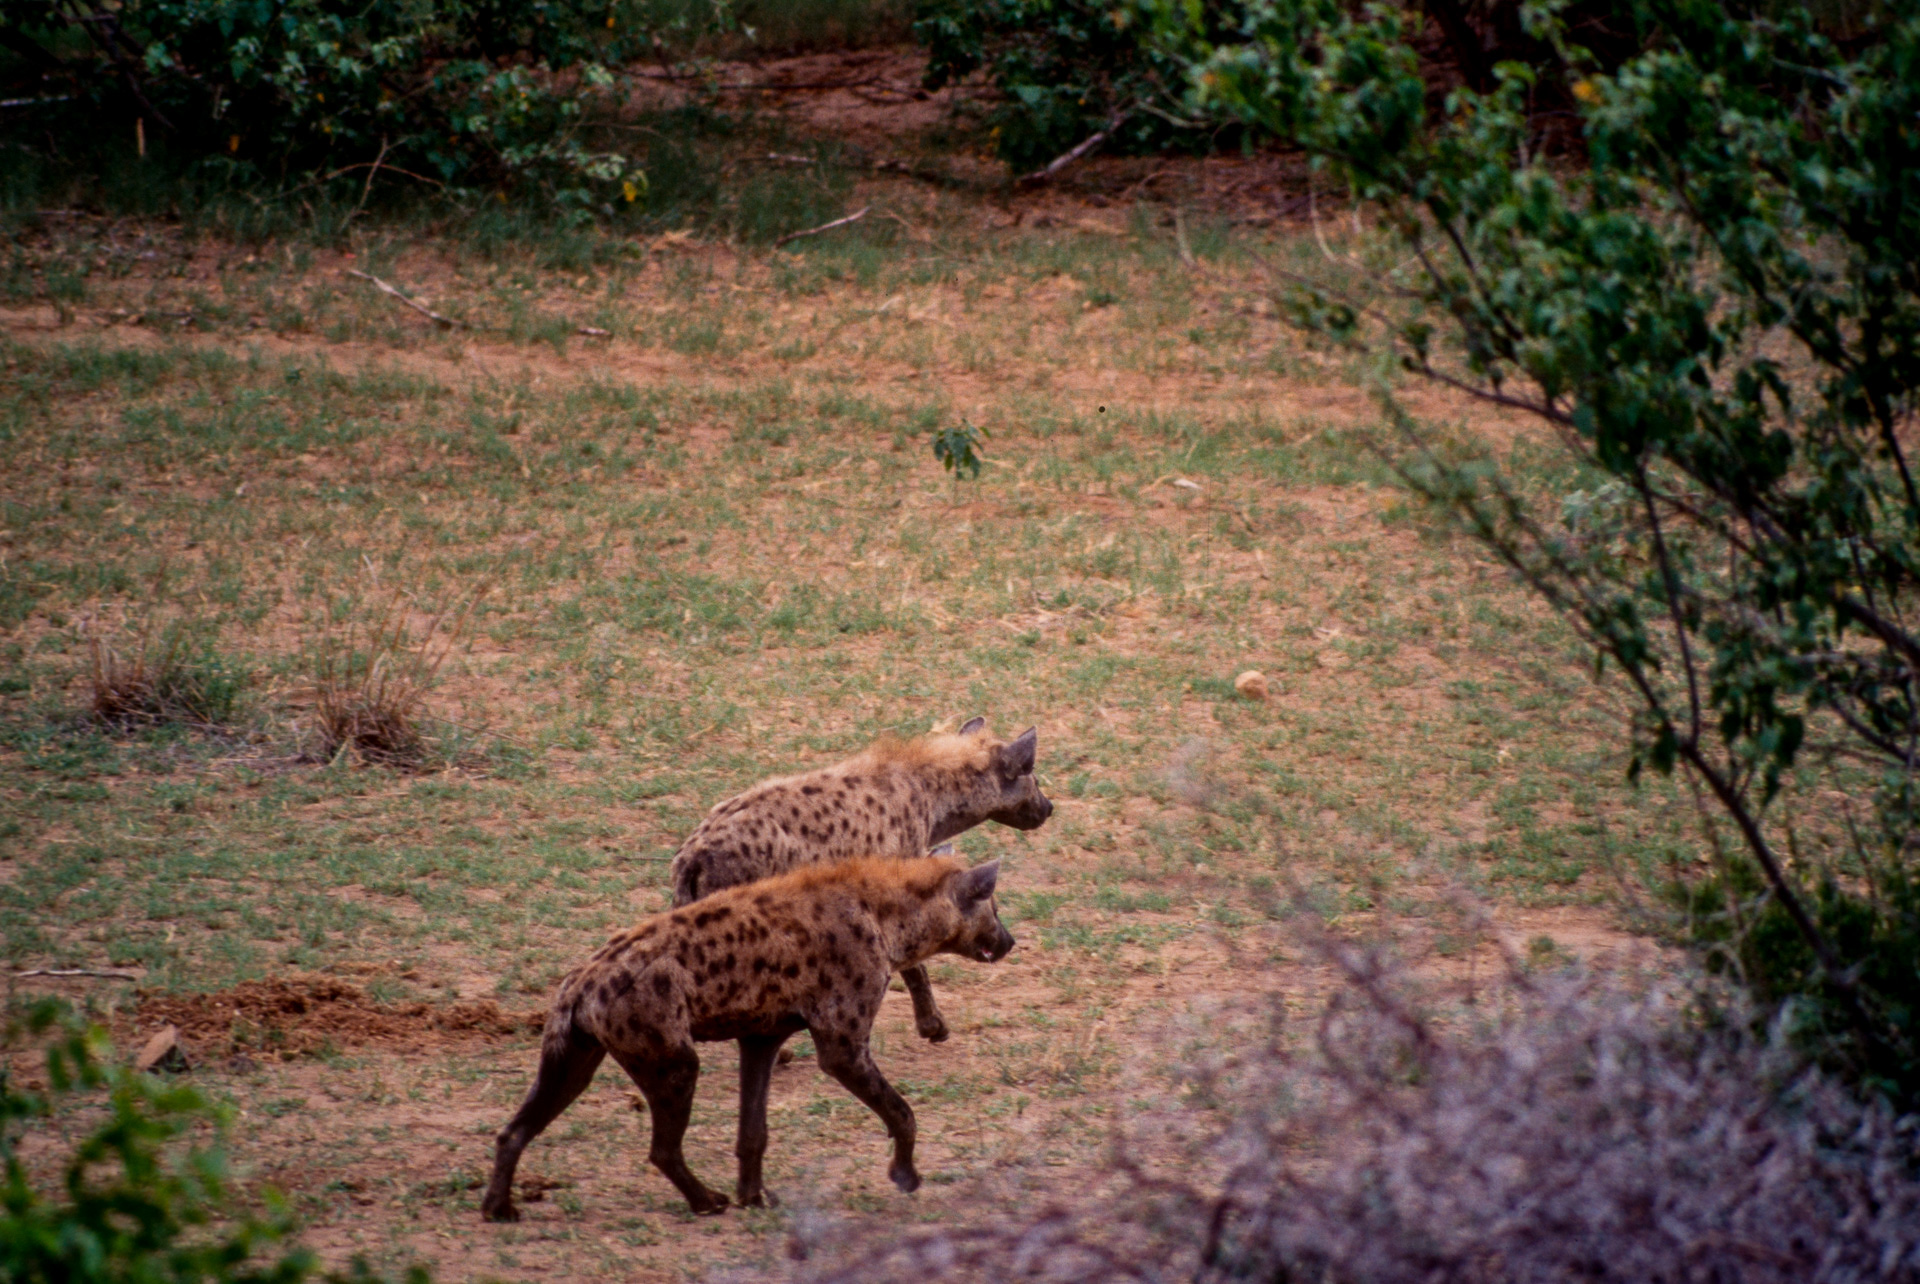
[1,45,1690,1283]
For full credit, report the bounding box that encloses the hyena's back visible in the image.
[668,725,1049,908]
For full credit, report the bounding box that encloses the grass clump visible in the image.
[306,591,480,770]
[85,619,247,733]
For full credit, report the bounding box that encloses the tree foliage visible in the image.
[4,1003,290,1283]
[0,0,732,209]
[912,0,1244,171]
[1168,0,1920,1107]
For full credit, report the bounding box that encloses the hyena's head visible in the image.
[942,859,1014,963]
[957,718,1054,832]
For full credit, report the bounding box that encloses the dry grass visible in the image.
[0,118,1736,1280]
[85,617,246,732]
[304,588,484,769]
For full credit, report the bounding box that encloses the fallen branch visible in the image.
[346,270,607,337]
[774,205,871,248]
[346,268,466,328]
[1018,112,1131,186]
[14,968,143,980]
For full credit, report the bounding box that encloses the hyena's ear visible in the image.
[998,726,1037,775]
[928,842,956,856]
[959,716,987,736]
[955,860,1000,905]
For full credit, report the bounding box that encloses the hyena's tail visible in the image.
[669,851,701,907]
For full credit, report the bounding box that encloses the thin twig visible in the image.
[1173,207,1198,268]
[1018,112,1130,186]
[424,714,537,751]
[345,269,607,338]
[346,268,466,328]
[774,205,870,248]
[344,137,391,226]
[14,968,143,980]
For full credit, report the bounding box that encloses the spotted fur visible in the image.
[667,718,1051,1043]
[481,856,1014,1221]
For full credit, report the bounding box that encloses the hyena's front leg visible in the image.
[899,964,949,1043]
[814,1030,919,1192]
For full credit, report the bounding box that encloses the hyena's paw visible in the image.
[687,1188,731,1216]
[480,1198,520,1224]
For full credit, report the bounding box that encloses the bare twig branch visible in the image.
[774,205,871,248]
[344,137,391,226]
[14,968,143,980]
[345,270,606,338]
[1018,111,1131,186]
[347,268,466,328]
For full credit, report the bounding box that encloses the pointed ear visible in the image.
[928,841,956,856]
[959,716,987,736]
[955,860,1000,905]
[998,726,1037,775]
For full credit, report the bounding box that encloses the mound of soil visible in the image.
[131,977,543,1060]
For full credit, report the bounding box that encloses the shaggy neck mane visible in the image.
[854,732,993,773]
[769,855,960,901]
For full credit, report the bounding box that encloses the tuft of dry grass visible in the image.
[306,587,482,769]
[85,617,247,731]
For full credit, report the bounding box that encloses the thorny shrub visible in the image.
[1166,0,1920,1107]
[799,938,1920,1284]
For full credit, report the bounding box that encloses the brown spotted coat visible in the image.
[480,856,1014,1221]
[667,719,1050,1042]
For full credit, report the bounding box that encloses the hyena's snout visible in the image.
[968,917,1014,963]
[999,782,1053,830]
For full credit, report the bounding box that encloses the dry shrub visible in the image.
[306,589,479,769]
[85,617,246,731]
[801,940,1920,1284]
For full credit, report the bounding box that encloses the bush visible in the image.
[801,945,1920,1283]
[1,1001,315,1284]
[305,588,480,769]
[1169,0,1920,1108]
[912,0,1247,172]
[0,0,687,213]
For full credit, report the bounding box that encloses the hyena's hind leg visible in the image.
[735,1026,801,1208]
[483,1018,607,1222]
[610,1043,729,1215]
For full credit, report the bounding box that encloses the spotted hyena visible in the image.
[668,717,1051,1043]
[480,856,1014,1220]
